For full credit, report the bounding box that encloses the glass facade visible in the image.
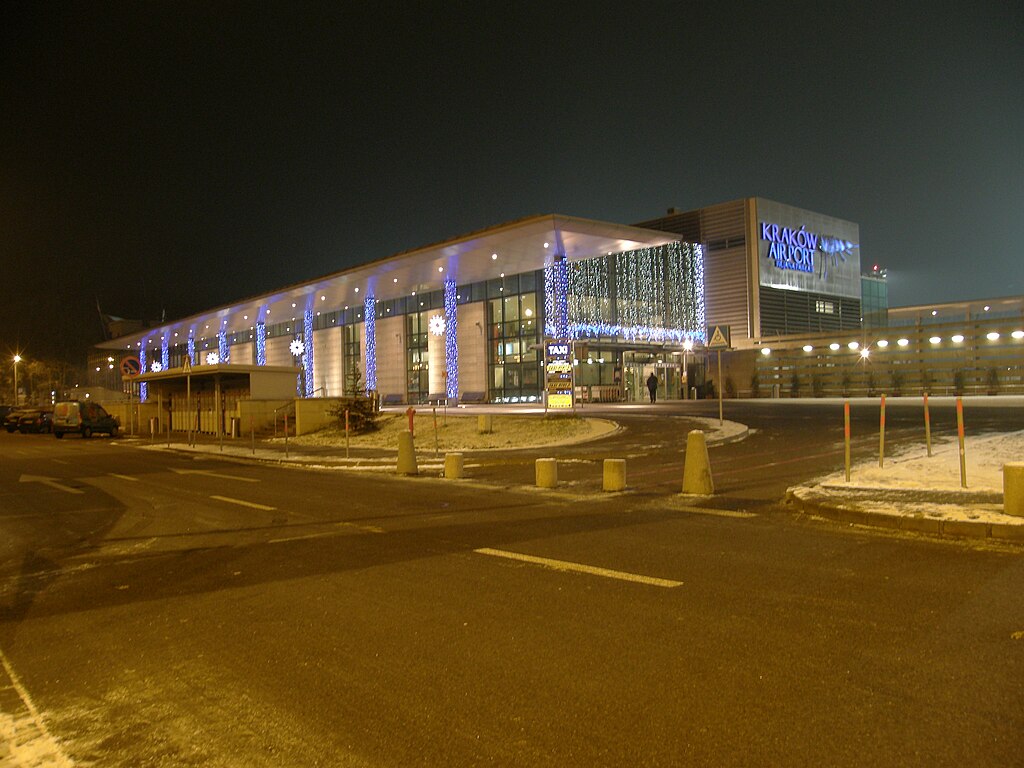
[405,311,430,403]
[488,274,542,403]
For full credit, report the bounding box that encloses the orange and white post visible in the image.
[956,396,967,488]
[923,393,932,457]
[844,400,851,482]
[879,393,886,468]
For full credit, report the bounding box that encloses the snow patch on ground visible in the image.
[800,429,1024,526]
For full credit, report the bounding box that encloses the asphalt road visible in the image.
[1,401,1022,766]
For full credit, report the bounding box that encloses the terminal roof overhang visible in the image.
[99,214,681,350]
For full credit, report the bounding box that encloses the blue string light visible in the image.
[187,332,196,365]
[161,336,169,370]
[218,325,230,365]
[255,322,266,366]
[303,308,314,397]
[444,277,458,399]
[139,345,148,402]
[364,295,376,394]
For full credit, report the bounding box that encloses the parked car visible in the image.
[4,407,31,433]
[18,408,53,433]
[52,400,120,438]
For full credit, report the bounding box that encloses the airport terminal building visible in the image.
[93,197,1022,420]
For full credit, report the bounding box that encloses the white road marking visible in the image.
[209,495,276,511]
[18,474,84,495]
[171,468,260,483]
[475,548,683,588]
[51,458,70,465]
[0,647,76,767]
[109,473,139,481]
[269,521,384,543]
[674,505,757,519]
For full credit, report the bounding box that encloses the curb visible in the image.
[786,487,1024,544]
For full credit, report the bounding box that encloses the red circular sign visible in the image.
[120,356,141,376]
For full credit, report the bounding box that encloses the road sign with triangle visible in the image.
[707,325,731,350]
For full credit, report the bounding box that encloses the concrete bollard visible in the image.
[1005,463,1024,517]
[603,458,626,492]
[445,452,464,480]
[478,414,493,434]
[536,458,558,488]
[681,430,714,495]
[397,430,418,475]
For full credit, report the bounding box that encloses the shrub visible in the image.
[327,396,380,434]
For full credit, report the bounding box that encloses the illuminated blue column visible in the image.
[364,295,376,394]
[139,345,148,402]
[187,332,196,365]
[302,308,314,397]
[444,278,458,400]
[255,304,268,366]
[161,336,169,369]
[218,323,230,365]
[255,322,266,365]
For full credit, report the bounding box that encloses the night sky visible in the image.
[3,1,1021,361]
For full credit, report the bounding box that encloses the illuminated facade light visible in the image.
[860,348,870,359]
[1012,330,1024,339]
[829,343,840,351]
[802,345,813,352]
[897,338,909,347]
[364,295,376,394]
[929,336,941,344]
[760,347,771,356]
[951,334,965,343]
[877,339,889,348]
[986,332,1000,341]
[444,277,458,400]
[302,309,314,396]
[848,341,859,350]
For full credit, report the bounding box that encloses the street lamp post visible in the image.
[12,354,22,405]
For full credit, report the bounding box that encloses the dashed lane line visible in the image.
[209,495,276,511]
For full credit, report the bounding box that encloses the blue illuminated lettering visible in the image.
[759,221,818,274]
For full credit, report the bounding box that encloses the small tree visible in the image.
[750,372,761,398]
[789,372,801,398]
[327,396,380,434]
[346,361,363,397]
[953,368,965,396]
[724,376,736,398]
[811,373,824,397]
[889,369,904,397]
[986,366,999,395]
[921,369,933,395]
[866,371,877,397]
[840,371,852,397]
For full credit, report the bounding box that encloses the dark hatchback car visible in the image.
[18,408,54,433]
[52,400,120,438]
[4,407,32,433]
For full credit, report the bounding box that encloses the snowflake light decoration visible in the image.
[428,314,445,336]
[205,352,219,366]
[150,361,163,373]
[289,338,305,357]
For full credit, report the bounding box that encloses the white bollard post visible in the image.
[397,430,418,475]
[535,458,558,488]
[603,459,626,492]
[445,452,464,480]
[681,430,714,495]
[1005,463,1024,517]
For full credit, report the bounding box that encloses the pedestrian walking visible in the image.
[646,371,658,404]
